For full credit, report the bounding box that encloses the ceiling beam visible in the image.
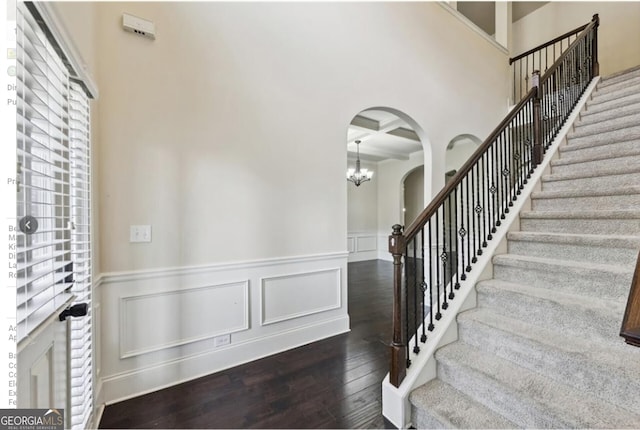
[387,127,420,142]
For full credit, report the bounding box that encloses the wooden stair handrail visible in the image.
[621,250,640,347]
[509,22,589,65]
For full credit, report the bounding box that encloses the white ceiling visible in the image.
[347,109,423,163]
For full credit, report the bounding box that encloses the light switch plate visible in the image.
[130,225,152,242]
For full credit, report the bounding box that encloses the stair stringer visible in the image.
[381,76,601,429]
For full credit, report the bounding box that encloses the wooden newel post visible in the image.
[592,14,600,77]
[389,224,406,387]
[531,70,543,166]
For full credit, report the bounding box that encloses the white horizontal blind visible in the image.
[68,81,92,430]
[16,1,72,341]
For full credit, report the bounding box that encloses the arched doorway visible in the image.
[345,107,431,262]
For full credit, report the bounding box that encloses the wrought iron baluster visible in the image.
[441,204,449,311]
[434,210,442,320]
[471,163,478,263]
[459,178,467,280]
[412,236,419,354]
[420,227,427,342]
[427,221,434,331]
[404,244,411,368]
[453,185,460,290]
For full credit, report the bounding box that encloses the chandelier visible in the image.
[347,140,373,186]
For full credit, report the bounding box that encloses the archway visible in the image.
[445,134,482,180]
[346,107,431,262]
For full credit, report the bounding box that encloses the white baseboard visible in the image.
[101,315,349,405]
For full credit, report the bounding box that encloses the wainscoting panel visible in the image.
[348,232,378,262]
[98,252,349,404]
[261,269,340,325]
[120,281,249,358]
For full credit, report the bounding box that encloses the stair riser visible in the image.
[457,318,640,416]
[582,92,640,116]
[577,101,640,127]
[541,171,640,191]
[520,217,640,235]
[552,155,640,176]
[476,285,623,341]
[493,261,631,301]
[570,112,640,139]
[436,357,567,428]
[590,81,640,105]
[411,408,450,430]
[531,194,640,211]
[507,239,639,266]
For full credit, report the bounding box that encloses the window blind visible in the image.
[17,3,94,429]
[68,81,92,430]
[16,1,73,341]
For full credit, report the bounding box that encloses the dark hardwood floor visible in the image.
[99,260,396,429]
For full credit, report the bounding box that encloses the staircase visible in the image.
[409,67,640,428]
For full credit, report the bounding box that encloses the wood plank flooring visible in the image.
[99,260,396,429]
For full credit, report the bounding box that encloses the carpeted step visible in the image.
[476,279,625,341]
[566,123,640,147]
[581,91,640,117]
[597,65,640,89]
[492,253,632,301]
[409,379,516,429]
[569,110,640,138]
[456,308,640,415]
[588,79,640,106]
[594,74,640,98]
[519,209,640,235]
[435,342,640,428]
[577,98,640,127]
[531,185,640,211]
[541,164,640,191]
[551,152,640,176]
[506,231,640,266]
[551,140,640,168]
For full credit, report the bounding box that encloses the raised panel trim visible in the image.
[356,235,377,252]
[260,268,341,326]
[119,281,249,359]
[347,237,356,253]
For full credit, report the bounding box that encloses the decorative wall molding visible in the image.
[348,232,378,262]
[98,251,348,284]
[96,251,349,404]
[261,268,341,326]
[119,281,250,358]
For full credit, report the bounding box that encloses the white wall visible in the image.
[403,166,424,227]
[512,2,640,77]
[52,0,510,403]
[347,160,378,262]
[446,135,481,173]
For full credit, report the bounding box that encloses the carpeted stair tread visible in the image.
[594,73,640,95]
[520,209,640,219]
[598,65,640,88]
[476,279,625,341]
[532,185,640,199]
[409,379,516,429]
[435,342,640,428]
[457,309,640,415]
[492,253,632,301]
[530,185,640,210]
[577,98,640,127]
[569,110,640,138]
[588,80,640,105]
[506,231,640,265]
[566,123,640,147]
[559,135,640,156]
[554,146,640,166]
[581,91,640,116]
[542,162,640,181]
[507,230,640,248]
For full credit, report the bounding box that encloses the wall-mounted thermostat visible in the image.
[122,13,156,40]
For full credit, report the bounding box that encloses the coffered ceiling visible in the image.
[347,109,423,163]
